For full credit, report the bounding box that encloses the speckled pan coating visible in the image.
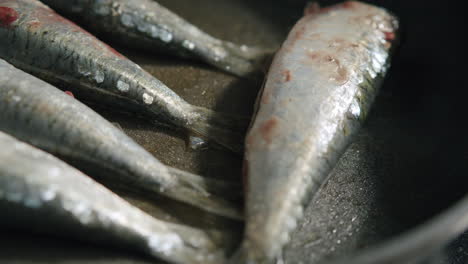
[236,2,398,263]
[0,59,242,220]
[0,0,246,153]
[0,131,225,264]
[40,0,266,77]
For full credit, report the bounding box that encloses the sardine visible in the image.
[0,131,226,264]
[40,0,266,77]
[0,58,242,220]
[0,0,247,153]
[233,2,399,263]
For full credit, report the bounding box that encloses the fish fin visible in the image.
[224,42,267,61]
[212,42,273,77]
[169,222,236,253]
[168,166,243,201]
[304,2,321,16]
[188,106,250,154]
[111,122,125,132]
[161,166,243,220]
[163,183,244,221]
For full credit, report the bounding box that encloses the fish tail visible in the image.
[167,166,243,201]
[160,167,243,220]
[188,106,250,154]
[209,42,271,77]
[224,42,267,61]
[163,185,243,221]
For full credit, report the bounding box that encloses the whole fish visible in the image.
[234,2,399,263]
[0,131,225,264]
[0,0,246,153]
[0,58,242,220]
[40,0,266,77]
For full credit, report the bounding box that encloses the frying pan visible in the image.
[1,0,468,263]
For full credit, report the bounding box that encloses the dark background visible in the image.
[2,0,468,263]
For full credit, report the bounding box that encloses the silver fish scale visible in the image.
[239,2,398,263]
[0,132,224,264]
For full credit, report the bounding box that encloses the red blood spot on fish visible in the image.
[307,51,349,84]
[384,31,395,41]
[308,51,320,60]
[64,91,75,98]
[316,6,336,14]
[0,6,18,27]
[307,33,322,41]
[259,117,278,144]
[260,89,270,104]
[283,70,291,82]
[27,20,41,30]
[294,25,306,41]
[342,1,358,9]
[334,66,349,84]
[308,51,335,64]
[245,132,255,146]
[304,2,320,16]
